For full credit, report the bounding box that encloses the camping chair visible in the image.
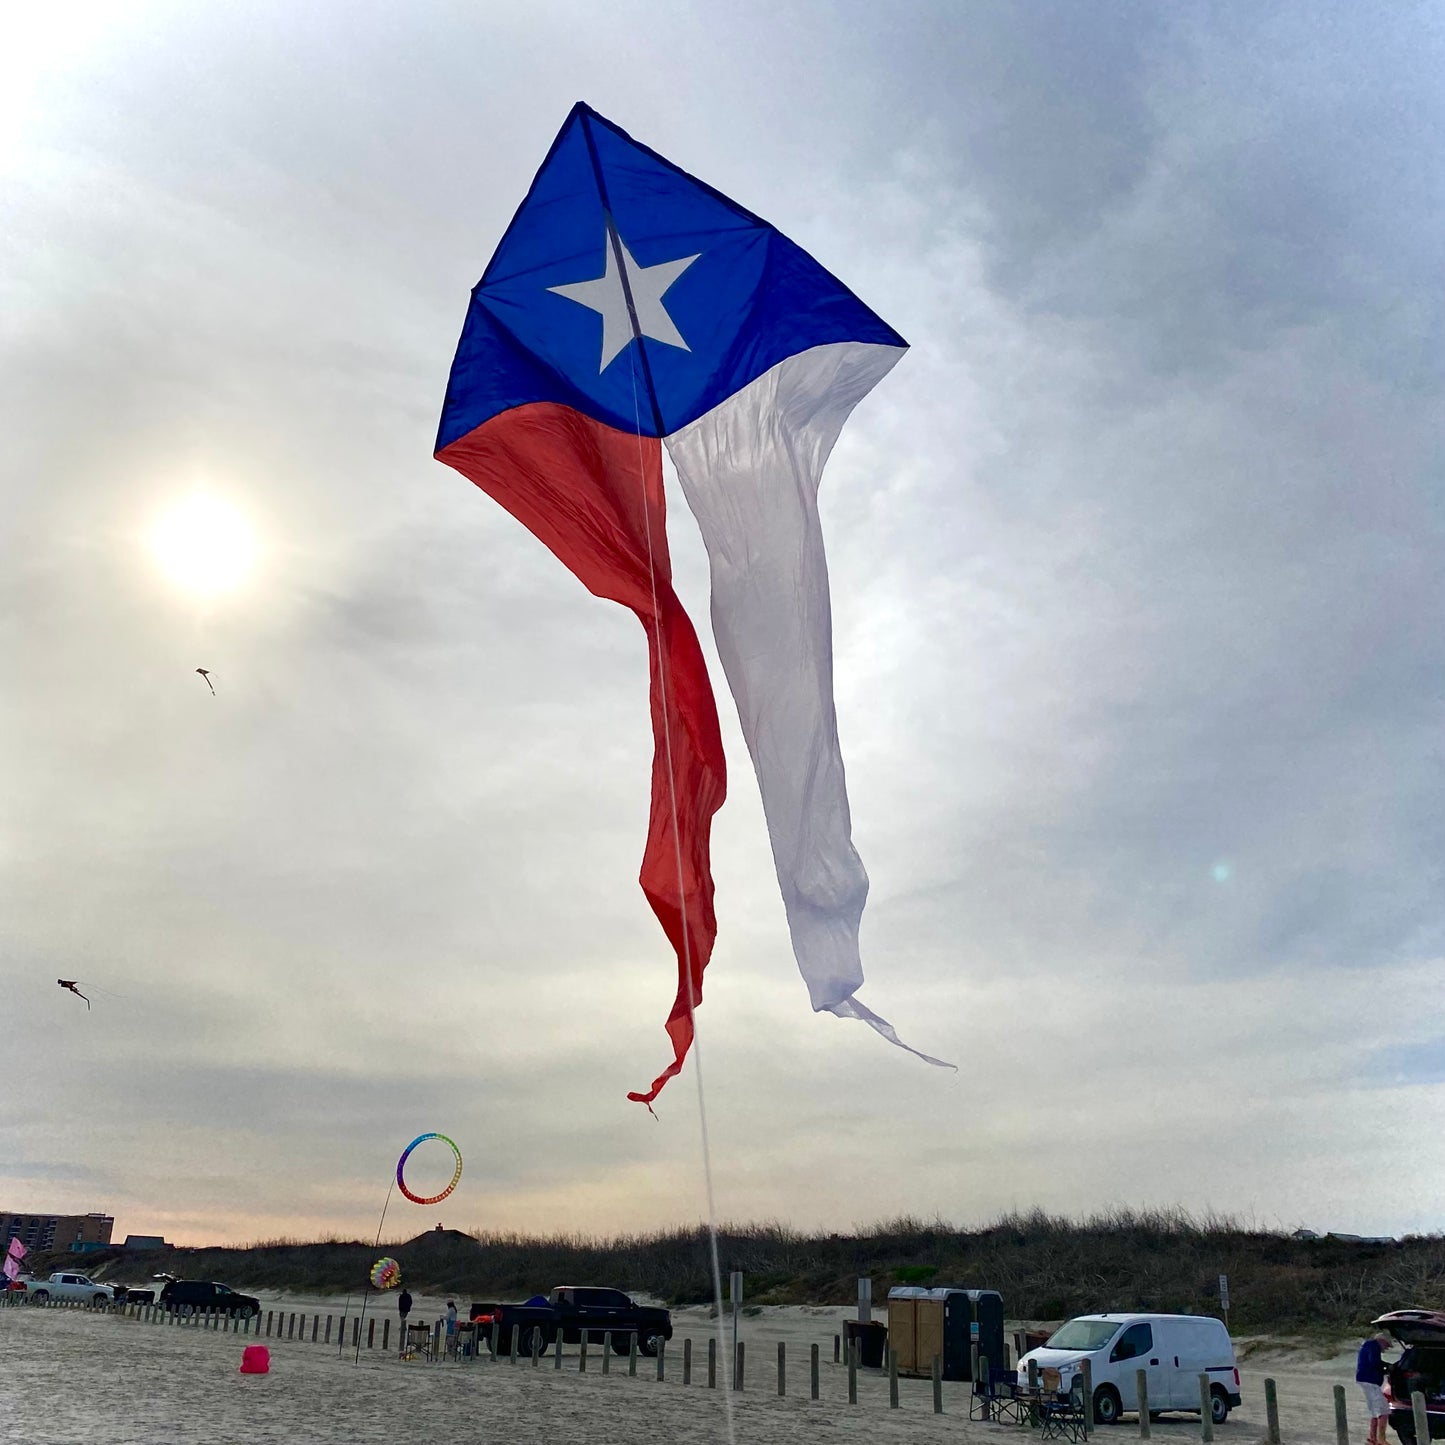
[404,1321,432,1361]
[1039,1372,1087,1442]
[969,1364,1022,1422]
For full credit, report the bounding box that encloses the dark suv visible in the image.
[1378,1310,1445,1442]
[158,1280,260,1318]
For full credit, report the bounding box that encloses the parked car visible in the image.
[157,1280,260,1318]
[1378,1310,1445,1442]
[472,1286,672,1357]
[13,1272,116,1307]
[1017,1313,1241,1425]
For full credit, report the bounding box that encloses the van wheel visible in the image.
[1210,1387,1230,1424]
[1093,1386,1123,1425]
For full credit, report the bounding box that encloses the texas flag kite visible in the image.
[437,103,949,1103]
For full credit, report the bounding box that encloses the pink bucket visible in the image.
[239,1345,270,1374]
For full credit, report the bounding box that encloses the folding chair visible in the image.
[1039,1374,1087,1443]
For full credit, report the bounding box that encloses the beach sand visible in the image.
[0,1301,1366,1445]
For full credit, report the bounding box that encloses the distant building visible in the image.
[2,1211,114,1253]
[122,1235,169,1251]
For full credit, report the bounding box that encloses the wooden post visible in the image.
[933,1354,943,1414]
[1264,1377,1280,1445]
[288,1312,296,1340]
[834,1333,840,1363]
[1333,1384,1349,1445]
[889,1347,900,1408]
[848,1339,858,1405]
[684,1337,693,1385]
[1413,1391,1430,1445]
[265,1309,273,1337]
[366,1318,374,1349]
[736,1339,745,1392]
[382,1319,389,1352]
[1081,1357,1094,1435]
[579,1334,588,1372]
[656,1339,665,1381]
[602,1332,612,1374]
[554,1332,563,1370]
[353,1317,360,1349]
[1138,1368,1151,1438]
[1198,1373,1213,1443]
[511,1324,520,1365]
[813,1343,822,1401]
[324,1315,332,1345]
[778,1340,786,1396]
[708,1335,717,1389]
[532,1328,541,1367]
[629,1332,638,1377]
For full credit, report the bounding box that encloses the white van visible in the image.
[1017,1313,1241,1425]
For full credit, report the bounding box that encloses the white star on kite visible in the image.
[549,235,700,373]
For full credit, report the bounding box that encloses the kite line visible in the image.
[581,108,737,1443]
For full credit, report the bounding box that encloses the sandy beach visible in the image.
[0,1300,1371,1445]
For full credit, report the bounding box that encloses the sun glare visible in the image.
[149,494,259,595]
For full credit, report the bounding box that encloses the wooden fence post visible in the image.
[579,1334,588,1372]
[813,1342,821,1401]
[382,1319,389,1352]
[510,1324,520,1365]
[1198,1373,1213,1443]
[554,1332,562,1370]
[684,1337,693,1385]
[367,1318,374,1349]
[325,1315,332,1345]
[265,1309,273,1337]
[629,1332,638,1377]
[889,1348,900,1408]
[834,1333,840,1363]
[778,1340,786,1396]
[736,1339,745,1392]
[1333,1384,1349,1445]
[1138,1368,1151,1438]
[1081,1358,1094,1435]
[532,1328,541,1367]
[288,1313,296,1340]
[1264,1378,1280,1445]
[933,1354,943,1414]
[656,1339,665,1381]
[353,1317,360,1349]
[602,1332,611,1374]
[848,1339,858,1405]
[1413,1391,1430,1445]
[708,1335,717,1388]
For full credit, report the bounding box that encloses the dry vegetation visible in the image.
[52,1209,1445,1333]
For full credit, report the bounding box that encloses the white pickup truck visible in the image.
[18,1271,117,1306]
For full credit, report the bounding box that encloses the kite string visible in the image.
[625,347,737,1443]
[342,1177,395,1362]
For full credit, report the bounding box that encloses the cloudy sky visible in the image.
[3,1,1442,1250]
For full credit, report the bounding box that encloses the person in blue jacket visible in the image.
[1357,1331,1393,1445]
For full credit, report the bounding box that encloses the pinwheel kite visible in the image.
[437,103,949,1103]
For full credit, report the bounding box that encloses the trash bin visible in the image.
[844,1319,889,1369]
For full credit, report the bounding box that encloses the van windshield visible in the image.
[1045,1320,1121,1352]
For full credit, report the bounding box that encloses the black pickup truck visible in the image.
[472,1286,672,1357]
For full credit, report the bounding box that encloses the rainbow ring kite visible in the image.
[370,1257,401,1290]
[396,1132,463,1206]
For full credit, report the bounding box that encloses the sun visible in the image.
[148,494,259,595]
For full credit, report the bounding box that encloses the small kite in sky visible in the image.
[57,979,90,1009]
[196,668,215,694]
[436,102,951,1104]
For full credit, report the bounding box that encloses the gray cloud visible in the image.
[2,1,1441,1245]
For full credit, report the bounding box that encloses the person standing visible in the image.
[397,1287,413,1353]
[446,1299,458,1356]
[1356,1330,1392,1445]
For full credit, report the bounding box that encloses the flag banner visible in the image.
[438,103,950,1100]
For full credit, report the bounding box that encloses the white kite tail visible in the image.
[666,340,952,1071]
